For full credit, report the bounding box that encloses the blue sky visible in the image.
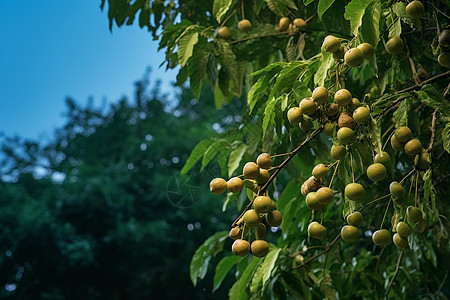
[0,1,178,141]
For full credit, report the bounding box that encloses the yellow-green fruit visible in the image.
[406,1,425,19]
[333,47,345,60]
[389,181,404,198]
[251,240,269,257]
[253,196,272,213]
[404,139,423,157]
[338,112,356,129]
[218,26,231,39]
[299,98,316,115]
[386,37,404,55]
[367,163,387,182]
[243,162,260,179]
[229,227,241,240]
[308,222,327,240]
[210,178,228,194]
[227,177,243,193]
[299,117,312,131]
[407,206,423,223]
[438,52,450,68]
[344,48,365,67]
[293,18,307,30]
[345,183,365,201]
[312,86,329,105]
[391,134,405,151]
[279,17,290,31]
[353,107,370,124]
[357,43,374,60]
[396,221,412,238]
[415,151,430,170]
[395,126,412,143]
[372,229,391,246]
[331,145,347,160]
[238,19,252,32]
[349,98,361,112]
[335,89,352,106]
[256,169,270,184]
[232,239,250,256]
[374,151,391,168]
[324,103,339,117]
[341,225,359,242]
[346,211,363,227]
[266,210,282,227]
[415,217,427,233]
[287,107,303,125]
[256,223,266,240]
[270,200,277,211]
[243,209,260,227]
[393,233,408,248]
[301,176,323,195]
[312,164,328,179]
[305,192,324,210]
[337,127,356,145]
[323,35,341,53]
[257,153,272,169]
[324,122,335,136]
[439,30,450,47]
[316,187,334,205]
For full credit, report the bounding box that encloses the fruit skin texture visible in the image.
[345,183,365,201]
[232,239,250,256]
[389,181,404,198]
[266,210,282,227]
[308,222,327,240]
[338,112,356,129]
[333,47,345,60]
[316,187,334,205]
[439,30,450,47]
[406,1,425,19]
[312,164,328,179]
[372,229,391,246]
[293,18,307,30]
[395,126,412,143]
[256,169,270,184]
[353,107,370,124]
[243,162,260,179]
[210,178,228,194]
[257,153,272,169]
[396,221,412,238]
[344,48,365,67]
[331,145,347,160]
[253,196,272,213]
[218,26,231,39]
[347,211,363,227]
[238,19,252,32]
[299,98,316,115]
[367,163,387,182]
[305,192,324,210]
[312,86,329,105]
[438,53,450,68]
[341,225,359,242]
[279,17,290,31]
[374,151,391,168]
[256,223,266,240]
[404,139,423,157]
[393,233,408,249]
[324,103,339,117]
[337,127,356,145]
[287,107,303,125]
[357,43,374,59]
[391,134,405,151]
[251,240,269,257]
[334,89,352,106]
[386,37,404,55]
[323,35,341,53]
[299,117,312,131]
[407,206,423,223]
[301,176,322,195]
[227,177,243,193]
[324,122,335,136]
[243,209,260,227]
[229,227,241,240]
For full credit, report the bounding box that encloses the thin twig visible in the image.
[427,108,438,153]
[395,70,450,94]
[292,233,341,269]
[230,31,288,45]
[385,251,404,297]
[379,198,392,230]
[405,39,420,85]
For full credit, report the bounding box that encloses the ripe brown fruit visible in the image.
[357,43,374,59]
[256,223,266,240]
[322,35,341,53]
[279,17,290,31]
[253,196,272,213]
[256,169,270,184]
[341,225,359,242]
[299,98,316,115]
[227,177,243,193]
[374,151,391,168]
[386,37,404,55]
[218,26,231,39]
[439,30,450,47]
[396,221,412,238]
[367,163,387,182]
[391,134,405,151]
[406,1,425,19]
[251,240,269,257]
[353,106,370,124]
[266,210,282,227]
[407,206,423,223]
[312,86,329,105]
[346,211,363,227]
[287,107,303,125]
[372,229,391,246]
[345,183,365,201]
[334,89,352,106]
[305,192,324,210]
[438,52,450,68]
[232,239,250,256]
[301,176,322,195]
[404,139,423,157]
[394,126,412,143]
[331,145,347,160]
[393,233,408,249]
[312,164,328,179]
[337,127,356,145]
[344,48,365,67]
[316,187,334,205]
[243,162,260,179]
[308,222,327,240]
[238,19,252,32]
[324,103,339,117]
[389,181,404,198]
[229,227,241,240]
[293,18,307,30]
[257,153,272,169]
[210,178,228,194]
[338,112,356,129]
[243,209,260,227]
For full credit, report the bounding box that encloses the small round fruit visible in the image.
[218,26,231,39]
[331,145,347,160]
[257,153,272,169]
[256,223,266,240]
[394,126,412,143]
[438,52,450,68]
[353,107,370,124]
[337,127,356,145]
[333,47,345,60]
[396,221,412,238]
[256,169,270,184]
[279,17,290,31]
[406,1,425,19]
[415,151,430,170]
[210,178,228,194]
[253,196,272,213]
[293,18,307,30]
[386,37,404,55]
[349,98,361,112]
[367,163,387,182]
[287,107,303,125]
[251,240,269,257]
[404,139,423,157]
[266,210,282,227]
[374,151,391,168]
[323,35,341,53]
[324,122,335,136]
[238,19,252,32]
[312,87,329,105]
[229,227,241,240]
[344,48,365,67]
[301,176,322,195]
[334,89,352,106]
[227,177,243,193]
[346,211,363,227]
[338,112,356,129]
[299,117,312,131]
[372,229,391,246]
[308,222,327,240]
[270,200,277,211]
[316,187,334,205]
[341,225,359,242]
[439,29,450,47]
[407,206,423,223]
[391,134,405,151]
[232,239,250,256]
[389,181,404,198]
[299,98,316,115]
[312,164,328,179]
[305,192,324,210]
[243,209,260,228]
[393,233,408,249]
[357,43,374,60]
[243,162,260,179]
[345,183,365,201]
[324,103,339,117]
[415,217,427,233]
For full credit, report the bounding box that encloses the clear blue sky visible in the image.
[0,1,178,140]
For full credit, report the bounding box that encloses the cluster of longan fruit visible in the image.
[276,16,307,35]
[322,35,374,67]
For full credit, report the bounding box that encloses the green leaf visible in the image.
[353,141,372,171]
[392,97,411,127]
[318,0,336,19]
[344,0,376,36]
[213,0,232,23]
[359,1,381,48]
[269,61,307,101]
[343,195,356,218]
[228,143,248,177]
[229,257,262,300]
[442,123,450,154]
[201,140,227,171]
[367,117,382,154]
[213,255,241,292]
[190,231,228,286]
[262,97,279,138]
[416,85,450,119]
[250,247,282,294]
[181,139,213,174]
[215,40,240,97]
[189,40,213,99]
[314,50,334,87]
[422,169,438,222]
[248,77,266,114]
[178,31,199,67]
[386,12,402,39]
[264,0,287,16]
[276,180,300,211]
[281,0,298,10]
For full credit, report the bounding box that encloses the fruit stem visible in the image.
[220,8,238,27]
[241,223,247,240]
[326,160,338,170]
[241,0,245,20]
[414,172,419,207]
[328,160,340,188]
[270,152,292,158]
[350,150,355,183]
[382,129,395,152]
[379,198,392,230]
[384,251,404,297]
[427,108,438,153]
[399,168,416,185]
[358,193,392,211]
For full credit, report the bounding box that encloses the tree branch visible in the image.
[292,233,341,269]
[405,39,420,85]
[427,108,438,153]
[384,250,404,297]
